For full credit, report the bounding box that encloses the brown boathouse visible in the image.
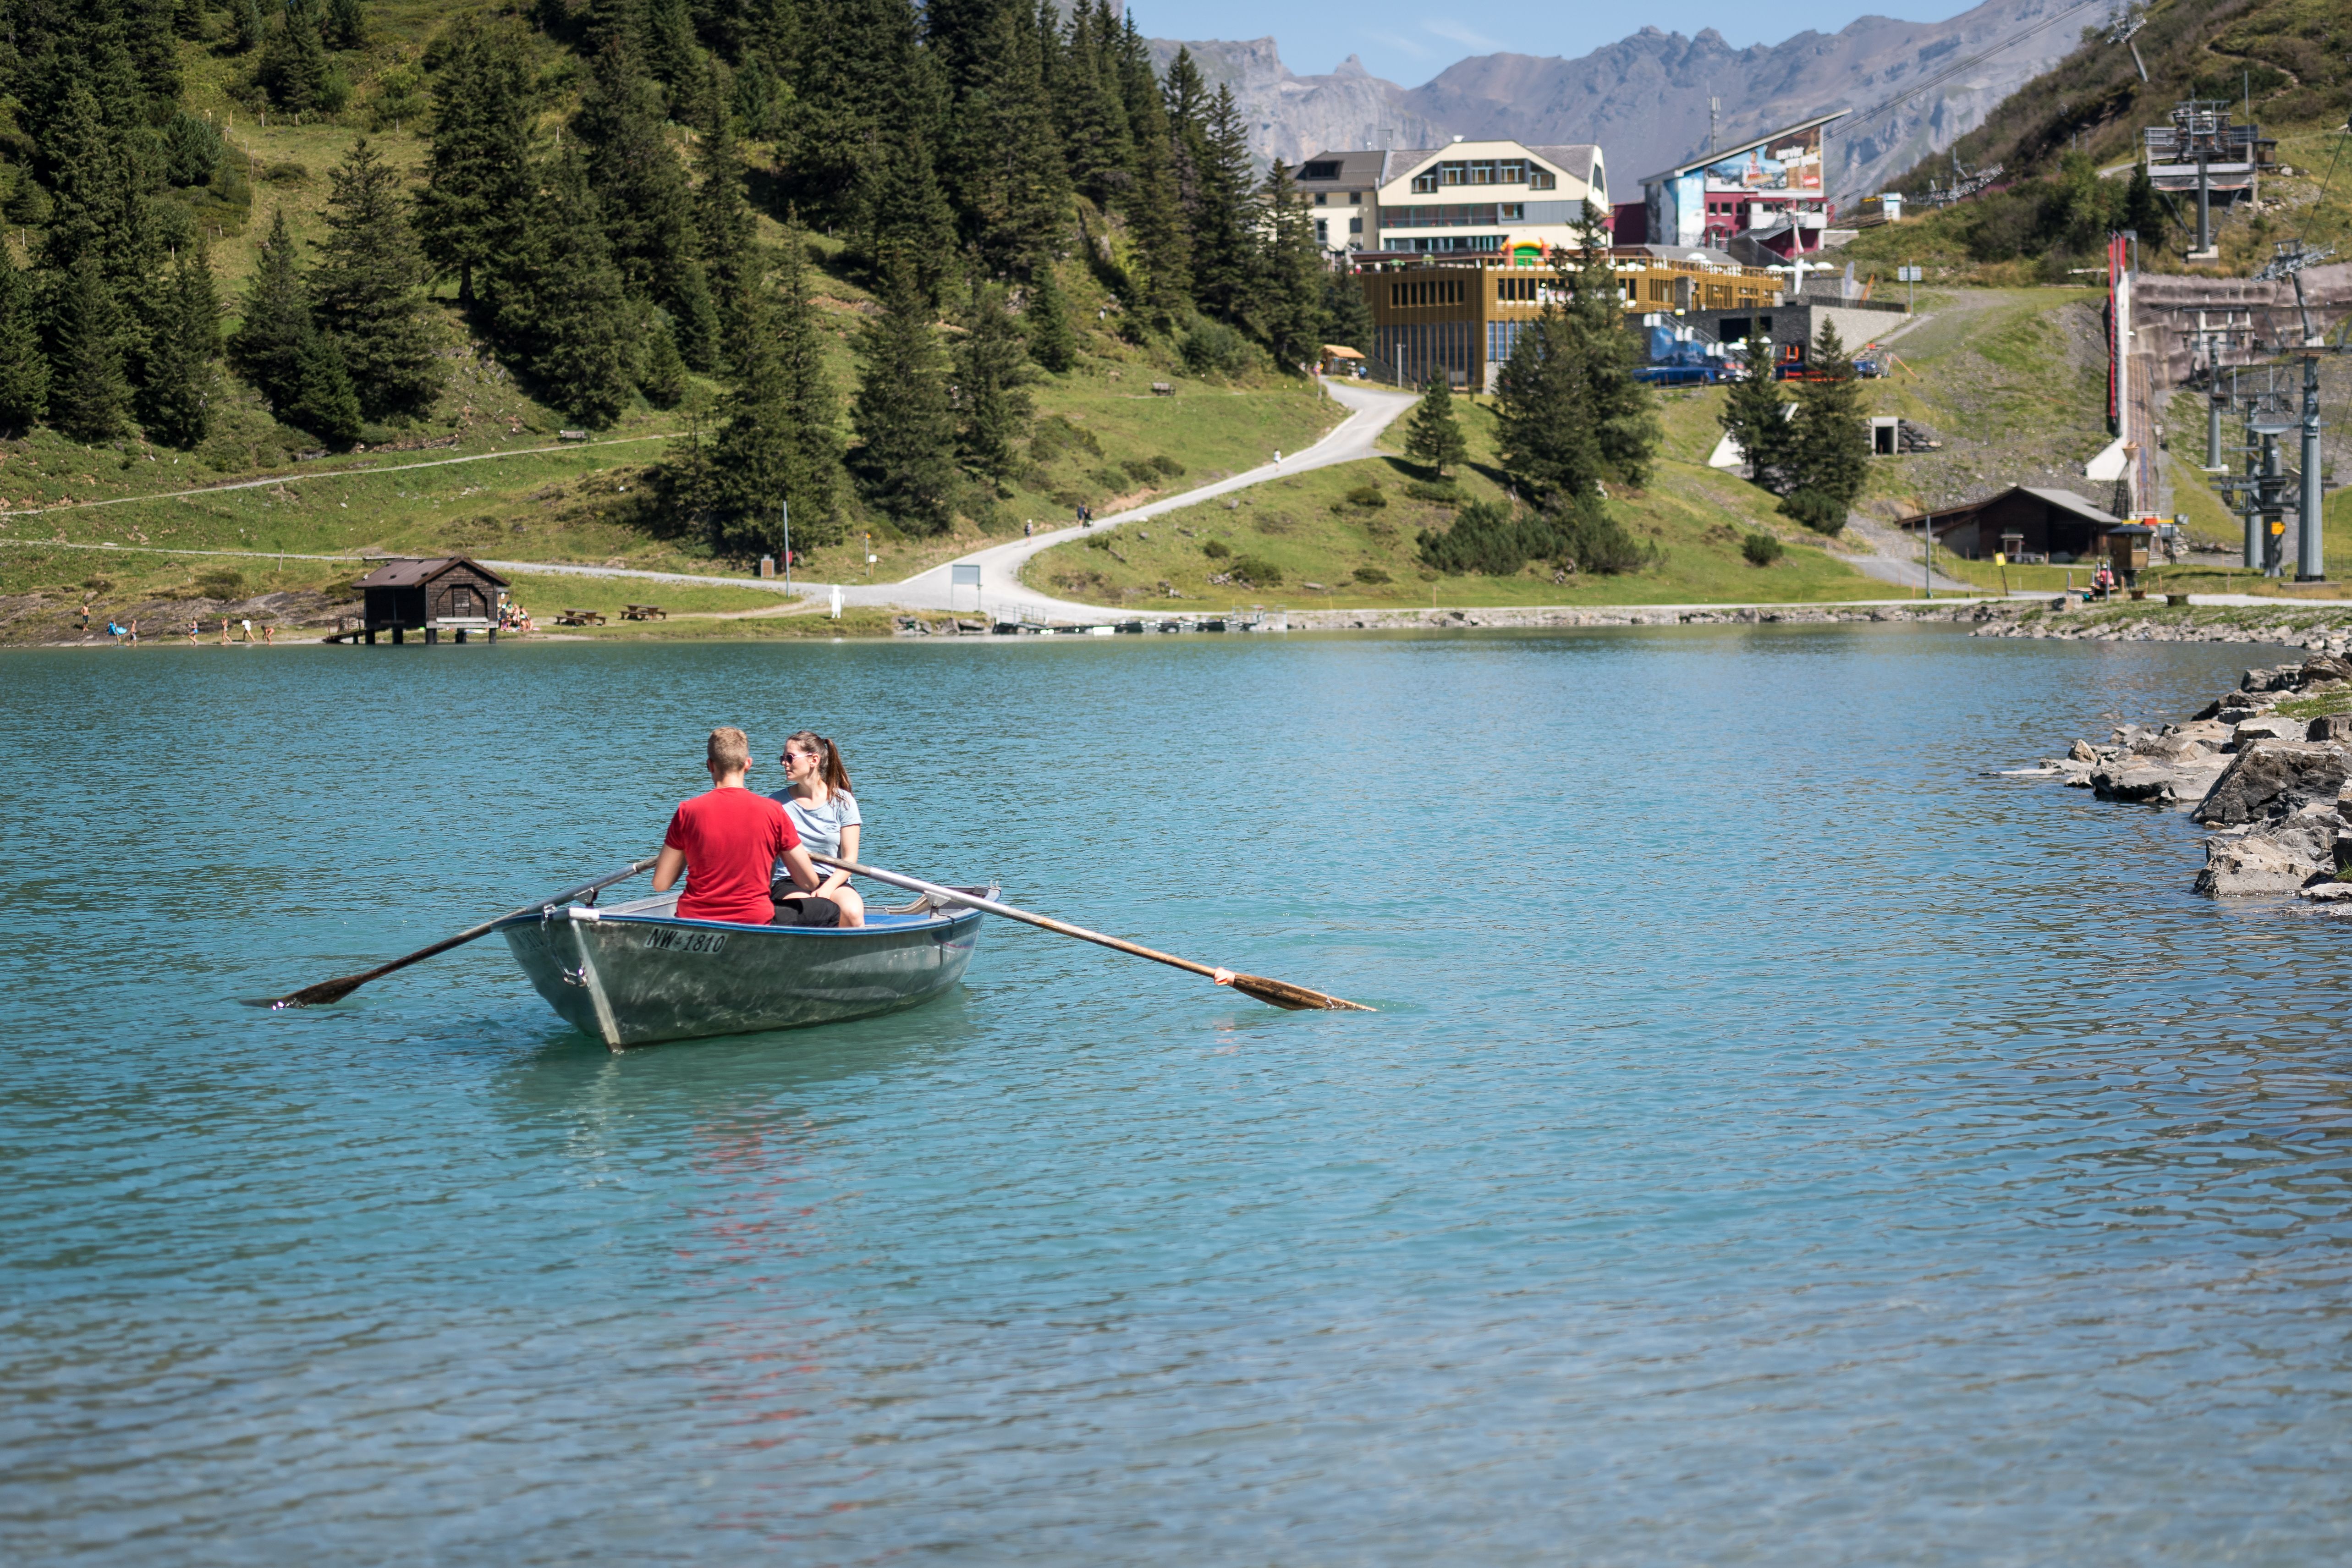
[1897,486,2124,563]
[352,556,509,644]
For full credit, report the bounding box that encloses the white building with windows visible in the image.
[1292,139,1606,261]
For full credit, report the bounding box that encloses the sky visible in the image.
[1127,0,1986,88]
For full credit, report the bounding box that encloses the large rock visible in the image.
[2309,714,2352,743]
[2192,740,2352,825]
[2197,831,2330,895]
[2230,716,2308,748]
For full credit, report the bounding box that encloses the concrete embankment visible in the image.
[2010,652,2352,899]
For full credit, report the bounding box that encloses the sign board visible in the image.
[1897,266,1923,282]
[951,565,982,586]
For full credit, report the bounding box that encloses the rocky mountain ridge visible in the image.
[1152,0,2089,204]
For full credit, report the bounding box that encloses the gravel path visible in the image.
[1835,512,1981,597]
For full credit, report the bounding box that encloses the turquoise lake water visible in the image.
[4,628,2349,1563]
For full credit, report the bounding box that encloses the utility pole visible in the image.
[780,498,791,596]
[2258,239,2334,580]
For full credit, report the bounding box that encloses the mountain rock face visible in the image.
[1153,0,2085,201]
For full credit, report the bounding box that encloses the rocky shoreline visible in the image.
[2007,654,2352,899]
[1286,602,2017,631]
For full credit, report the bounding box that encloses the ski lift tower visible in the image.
[2146,101,2241,260]
[2216,367,2302,575]
[2258,238,2336,580]
[2105,2,2149,83]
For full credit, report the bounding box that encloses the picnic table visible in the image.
[621,603,668,620]
[554,608,607,627]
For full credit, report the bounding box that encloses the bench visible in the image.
[1150,382,1174,396]
[554,609,607,627]
[621,603,667,620]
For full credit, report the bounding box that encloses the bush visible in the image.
[197,568,245,598]
[1779,489,1846,534]
[1742,531,1785,566]
[1180,319,1254,379]
[1404,479,1461,504]
[163,111,224,187]
[1202,538,1230,559]
[1229,553,1282,587]
[1548,504,1662,576]
[1030,413,1101,465]
[1416,499,1527,576]
[1343,483,1386,508]
[1148,454,1184,478]
[1352,566,1391,584]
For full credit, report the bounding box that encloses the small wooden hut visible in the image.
[353,557,511,644]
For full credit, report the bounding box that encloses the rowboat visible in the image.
[496,890,985,1048]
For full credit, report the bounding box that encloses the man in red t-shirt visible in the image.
[653,728,826,924]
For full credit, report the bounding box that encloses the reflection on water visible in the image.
[4,628,2352,1564]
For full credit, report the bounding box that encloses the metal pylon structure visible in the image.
[2255,239,2336,580]
[2215,366,2305,577]
[2105,2,2149,83]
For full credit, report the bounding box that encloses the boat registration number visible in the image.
[642,928,728,954]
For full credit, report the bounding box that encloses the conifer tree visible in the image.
[1403,372,1466,477]
[767,228,846,539]
[128,0,184,104]
[231,0,264,53]
[689,246,843,556]
[0,253,50,434]
[142,240,221,448]
[855,126,957,305]
[1782,319,1868,533]
[43,83,160,298]
[1162,46,1209,207]
[325,0,366,50]
[46,253,131,442]
[1118,17,1188,330]
[1254,160,1324,370]
[1023,262,1076,372]
[1054,0,1132,208]
[1561,206,1659,485]
[1189,84,1255,322]
[1320,271,1373,353]
[1719,348,1792,494]
[643,0,701,100]
[851,259,957,534]
[669,259,723,372]
[510,153,637,428]
[640,310,687,407]
[1495,305,1595,511]
[227,209,312,409]
[577,42,697,303]
[962,0,1068,279]
[310,137,442,418]
[286,329,363,446]
[416,15,532,308]
[692,93,758,325]
[258,3,332,110]
[954,281,1034,484]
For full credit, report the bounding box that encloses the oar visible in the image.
[811,853,1374,1012]
[252,855,661,1009]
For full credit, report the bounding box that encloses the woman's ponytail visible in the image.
[786,729,853,796]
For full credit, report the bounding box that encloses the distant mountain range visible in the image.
[1149,0,2093,204]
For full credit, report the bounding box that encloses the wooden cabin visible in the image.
[1896,486,2123,564]
[353,557,510,644]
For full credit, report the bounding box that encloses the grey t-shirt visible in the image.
[770,789,861,865]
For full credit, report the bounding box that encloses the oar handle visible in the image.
[810,854,1220,980]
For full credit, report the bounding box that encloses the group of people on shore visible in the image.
[654,727,867,927]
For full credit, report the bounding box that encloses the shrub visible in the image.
[1344,483,1386,508]
[1405,479,1461,504]
[1180,319,1254,379]
[1417,499,1529,575]
[1123,459,1164,487]
[1545,503,1663,576]
[1352,566,1391,584]
[1148,454,1184,478]
[1085,532,1111,550]
[1202,538,1230,559]
[1030,413,1101,465]
[1779,489,1846,534]
[1229,553,1282,587]
[197,568,245,598]
[1742,531,1785,566]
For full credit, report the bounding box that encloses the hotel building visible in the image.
[1291,140,1607,260]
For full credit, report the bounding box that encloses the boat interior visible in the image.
[585,883,996,930]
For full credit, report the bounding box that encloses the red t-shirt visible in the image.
[664,787,799,923]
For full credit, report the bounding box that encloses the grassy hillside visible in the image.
[1022,384,1894,610]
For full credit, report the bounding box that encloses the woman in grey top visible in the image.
[771,731,864,926]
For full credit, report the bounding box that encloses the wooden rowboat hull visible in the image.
[498,902,983,1048]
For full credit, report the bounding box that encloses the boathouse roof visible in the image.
[354,556,511,589]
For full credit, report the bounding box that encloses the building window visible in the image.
[1529,167,1556,190]
[1302,160,1341,180]
[1348,216,1363,234]
[1315,218,1328,245]
[1499,203,1523,220]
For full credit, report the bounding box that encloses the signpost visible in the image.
[1897,265,1921,312]
[779,499,790,596]
[951,562,982,616]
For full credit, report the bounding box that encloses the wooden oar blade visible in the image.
[243,974,369,1009]
[1230,974,1376,1013]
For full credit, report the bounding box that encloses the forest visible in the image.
[0,0,1373,557]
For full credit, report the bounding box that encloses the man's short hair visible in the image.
[707,726,751,772]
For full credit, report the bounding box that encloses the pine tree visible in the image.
[325,0,365,50]
[2123,163,2166,245]
[767,228,846,540]
[641,310,687,407]
[142,241,221,448]
[643,0,701,100]
[689,239,844,556]
[227,209,312,408]
[1719,351,1792,494]
[43,83,161,298]
[1561,206,1658,485]
[1190,84,1255,322]
[1054,0,1132,208]
[258,3,331,110]
[954,281,1034,484]
[286,328,363,446]
[0,252,50,434]
[962,0,1068,279]
[669,259,723,372]
[1495,306,1596,511]
[1119,17,1189,330]
[1320,271,1373,353]
[46,254,131,442]
[1403,373,1467,477]
[416,14,532,308]
[231,0,264,53]
[510,153,637,428]
[127,0,183,104]
[310,137,442,419]
[851,259,957,534]
[1162,45,1209,204]
[1023,262,1076,372]
[855,125,956,306]
[1783,319,1868,533]
[1254,160,1323,370]
[577,41,697,304]
[692,93,758,328]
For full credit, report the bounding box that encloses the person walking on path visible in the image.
[126,618,137,644]
[218,617,230,645]
[1024,520,1033,539]
[262,624,274,645]
[186,619,199,645]
[240,618,254,643]
[75,600,90,634]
